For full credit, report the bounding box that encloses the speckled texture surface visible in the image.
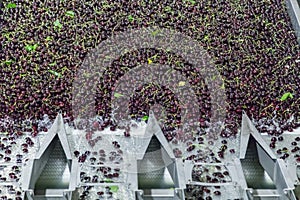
[34,136,70,190]
[138,136,175,189]
[241,136,276,189]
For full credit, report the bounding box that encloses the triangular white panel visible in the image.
[36,113,72,160]
[240,113,276,159]
[21,113,78,199]
[146,111,175,159]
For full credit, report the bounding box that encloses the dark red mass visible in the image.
[0,0,300,199]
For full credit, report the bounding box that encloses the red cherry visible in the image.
[4,157,11,162]
[229,149,235,154]
[278,136,284,141]
[32,130,38,137]
[124,131,130,137]
[5,149,11,154]
[86,131,93,140]
[269,143,275,149]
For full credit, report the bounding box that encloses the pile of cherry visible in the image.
[0,133,36,200]
[192,165,231,183]
[1,0,300,198]
[78,186,115,200]
[1,0,299,133]
[74,140,124,182]
[185,184,240,200]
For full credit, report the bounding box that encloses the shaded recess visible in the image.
[34,135,71,192]
[138,136,175,189]
[241,136,276,189]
